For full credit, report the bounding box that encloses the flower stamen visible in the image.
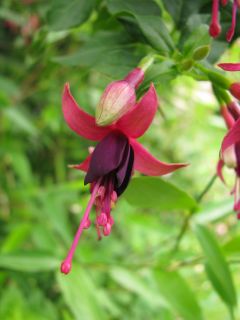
[60,179,101,274]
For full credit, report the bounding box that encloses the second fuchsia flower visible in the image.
[61,67,187,274]
[218,101,240,218]
[209,0,240,42]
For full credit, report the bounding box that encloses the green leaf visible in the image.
[0,252,60,272]
[57,265,107,320]
[194,198,233,224]
[3,108,38,136]
[161,0,209,27]
[154,269,203,320]
[183,25,210,57]
[124,177,197,211]
[53,31,141,78]
[110,267,168,308]
[106,0,161,16]
[135,15,174,53]
[47,0,96,31]
[194,224,237,308]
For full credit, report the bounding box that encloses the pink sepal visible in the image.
[218,63,240,72]
[217,159,225,184]
[62,83,111,141]
[68,154,92,172]
[130,139,188,176]
[116,84,158,139]
[221,117,240,154]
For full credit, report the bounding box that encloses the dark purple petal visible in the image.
[116,146,134,196]
[85,131,128,184]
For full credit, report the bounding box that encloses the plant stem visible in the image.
[172,174,217,252]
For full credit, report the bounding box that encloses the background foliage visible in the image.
[0,0,240,319]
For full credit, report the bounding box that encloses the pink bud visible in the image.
[83,218,91,229]
[103,223,112,236]
[230,83,240,100]
[96,80,136,126]
[209,22,221,38]
[61,261,71,274]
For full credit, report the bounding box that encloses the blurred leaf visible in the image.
[183,25,210,57]
[1,223,31,253]
[161,0,208,27]
[10,152,34,186]
[194,198,233,224]
[110,267,168,308]
[135,15,174,53]
[53,31,141,78]
[0,252,60,272]
[194,224,237,308]
[57,265,107,320]
[154,269,203,320]
[3,108,38,136]
[106,0,161,16]
[47,0,96,31]
[223,235,240,256]
[124,177,197,210]
[107,0,174,53]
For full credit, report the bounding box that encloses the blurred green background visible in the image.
[1,0,240,319]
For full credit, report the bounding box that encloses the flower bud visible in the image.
[178,59,193,72]
[230,83,240,100]
[193,45,210,61]
[124,67,144,89]
[222,145,237,168]
[209,22,221,38]
[96,80,136,126]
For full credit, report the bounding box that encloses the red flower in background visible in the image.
[209,0,239,42]
[218,102,240,218]
[60,68,187,274]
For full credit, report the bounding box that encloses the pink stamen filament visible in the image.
[60,179,101,274]
[209,0,221,37]
[226,0,238,42]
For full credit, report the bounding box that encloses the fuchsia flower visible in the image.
[209,0,239,42]
[60,68,187,274]
[218,101,240,218]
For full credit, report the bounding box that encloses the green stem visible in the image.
[172,174,217,252]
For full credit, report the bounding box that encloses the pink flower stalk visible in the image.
[61,71,187,274]
[218,101,240,218]
[218,63,240,72]
[209,0,239,42]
